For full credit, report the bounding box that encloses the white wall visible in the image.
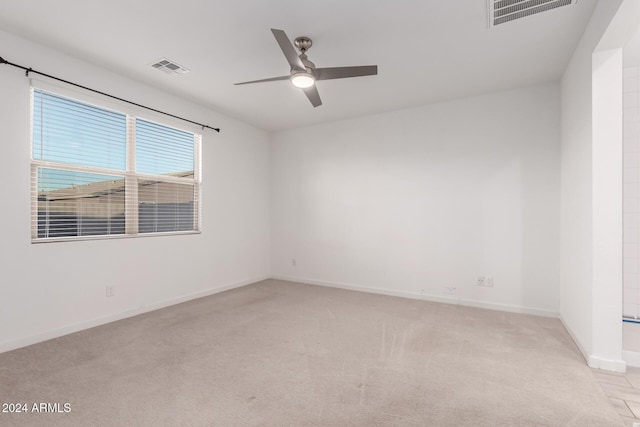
[623,66,640,320]
[623,45,640,367]
[591,47,623,368]
[271,83,561,316]
[0,30,271,352]
[560,0,625,371]
[624,322,640,367]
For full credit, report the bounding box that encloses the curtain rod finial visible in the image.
[0,56,7,64]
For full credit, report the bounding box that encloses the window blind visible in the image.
[31,88,201,242]
[136,118,194,176]
[138,180,196,233]
[35,168,125,238]
[135,118,200,234]
[33,90,127,170]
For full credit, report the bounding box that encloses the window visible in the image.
[31,88,201,242]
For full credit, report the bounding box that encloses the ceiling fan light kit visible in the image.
[235,29,378,107]
[290,72,315,88]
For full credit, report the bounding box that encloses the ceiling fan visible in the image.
[234,29,378,107]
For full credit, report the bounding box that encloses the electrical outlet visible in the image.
[291,258,297,267]
[486,277,494,287]
[477,276,485,287]
[105,286,115,297]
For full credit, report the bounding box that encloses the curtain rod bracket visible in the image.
[0,55,221,133]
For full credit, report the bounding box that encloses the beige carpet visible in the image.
[0,279,623,426]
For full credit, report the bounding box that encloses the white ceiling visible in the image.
[0,0,597,131]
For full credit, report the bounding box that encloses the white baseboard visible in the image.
[560,316,627,373]
[0,275,270,354]
[560,316,590,363]
[588,356,627,373]
[270,275,559,318]
[624,350,640,368]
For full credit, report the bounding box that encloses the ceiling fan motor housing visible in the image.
[294,36,312,52]
[293,37,316,76]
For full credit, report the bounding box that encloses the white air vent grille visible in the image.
[150,58,190,75]
[488,0,576,27]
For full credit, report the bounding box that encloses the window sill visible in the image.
[31,230,202,244]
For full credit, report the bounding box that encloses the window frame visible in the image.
[30,81,202,243]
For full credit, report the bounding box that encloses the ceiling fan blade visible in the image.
[234,75,290,85]
[316,65,378,81]
[271,28,306,72]
[303,86,322,107]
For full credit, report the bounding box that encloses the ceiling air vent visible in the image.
[150,58,190,75]
[488,0,577,27]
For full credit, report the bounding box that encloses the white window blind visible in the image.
[136,118,194,176]
[33,90,127,169]
[35,168,126,238]
[138,180,196,233]
[31,88,201,242]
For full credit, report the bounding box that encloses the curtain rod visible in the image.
[0,56,220,133]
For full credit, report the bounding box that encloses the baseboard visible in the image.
[270,275,559,318]
[560,316,591,363]
[0,274,270,354]
[624,350,640,368]
[588,355,627,373]
[560,316,627,373]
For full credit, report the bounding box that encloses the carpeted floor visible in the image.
[0,279,623,426]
